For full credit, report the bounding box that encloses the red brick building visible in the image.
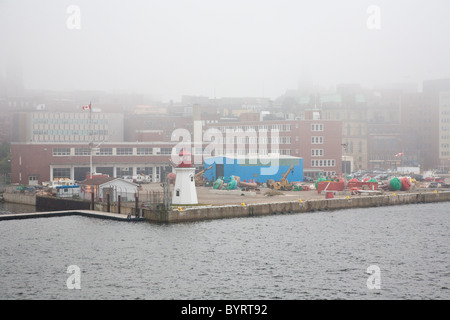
[204,118,342,179]
[10,142,177,185]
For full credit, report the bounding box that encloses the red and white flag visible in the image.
[395,152,403,157]
[82,103,91,110]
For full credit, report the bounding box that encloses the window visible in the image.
[311,124,324,131]
[53,148,70,156]
[53,168,70,179]
[159,148,173,155]
[74,148,90,156]
[116,148,133,155]
[116,167,132,176]
[311,149,324,157]
[311,136,323,144]
[137,147,153,155]
[98,148,113,155]
[137,167,152,175]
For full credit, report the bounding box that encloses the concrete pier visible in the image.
[1,190,449,224]
[143,190,450,223]
[0,210,145,222]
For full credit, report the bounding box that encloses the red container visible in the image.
[317,181,346,193]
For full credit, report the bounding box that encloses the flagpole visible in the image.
[89,100,93,180]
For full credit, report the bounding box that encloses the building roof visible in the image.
[204,154,302,160]
[78,177,138,187]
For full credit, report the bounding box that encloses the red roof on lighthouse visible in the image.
[178,148,193,168]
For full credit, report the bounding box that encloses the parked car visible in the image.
[429,182,440,188]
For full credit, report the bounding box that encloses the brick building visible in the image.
[204,118,342,179]
[10,142,177,185]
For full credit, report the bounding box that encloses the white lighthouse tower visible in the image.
[172,148,198,205]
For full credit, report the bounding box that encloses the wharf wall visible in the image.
[36,196,90,211]
[3,192,36,206]
[143,191,450,223]
[2,191,450,223]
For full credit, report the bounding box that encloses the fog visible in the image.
[1,0,450,101]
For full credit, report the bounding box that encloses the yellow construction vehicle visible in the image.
[195,165,213,186]
[268,166,294,191]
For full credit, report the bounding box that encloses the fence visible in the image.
[2,182,173,214]
[97,183,172,212]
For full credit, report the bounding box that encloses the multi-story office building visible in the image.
[439,91,450,169]
[401,79,450,170]
[12,111,124,143]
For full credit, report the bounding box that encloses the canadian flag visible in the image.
[82,103,91,110]
[395,152,403,157]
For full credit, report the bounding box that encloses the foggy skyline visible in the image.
[1,0,450,102]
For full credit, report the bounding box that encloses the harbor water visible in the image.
[0,202,38,215]
[0,202,449,299]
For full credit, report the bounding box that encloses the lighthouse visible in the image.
[172,148,198,205]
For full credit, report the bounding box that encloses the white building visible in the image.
[79,177,139,202]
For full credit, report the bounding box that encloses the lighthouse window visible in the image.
[176,190,180,197]
[191,176,194,182]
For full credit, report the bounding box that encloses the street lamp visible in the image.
[89,141,104,180]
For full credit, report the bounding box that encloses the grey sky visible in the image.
[1,0,449,101]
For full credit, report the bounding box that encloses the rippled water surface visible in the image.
[0,202,449,299]
[0,202,38,215]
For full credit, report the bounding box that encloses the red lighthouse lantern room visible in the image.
[178,148,193,168]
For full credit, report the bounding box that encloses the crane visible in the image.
[269,166,294,191]
[195,165,213,186]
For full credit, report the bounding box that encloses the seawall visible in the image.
[2,190,450,224]
[144,191,450,223]
[2,192,36,206]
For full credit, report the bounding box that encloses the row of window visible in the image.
[216,124,292,133]
[52,167,160,179]
[33,130,109,135]
[53,147,160,156]
[222,136,292,144]
[33,119,108,125]
[311,149,324,156]
[33,112,109,119]
[311,159,336,167]
[234,149,291,155]
[311,124,323,131]
[311,136,324,144]
[35,136,109,142]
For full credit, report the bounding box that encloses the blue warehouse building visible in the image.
[203,155,303,183]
